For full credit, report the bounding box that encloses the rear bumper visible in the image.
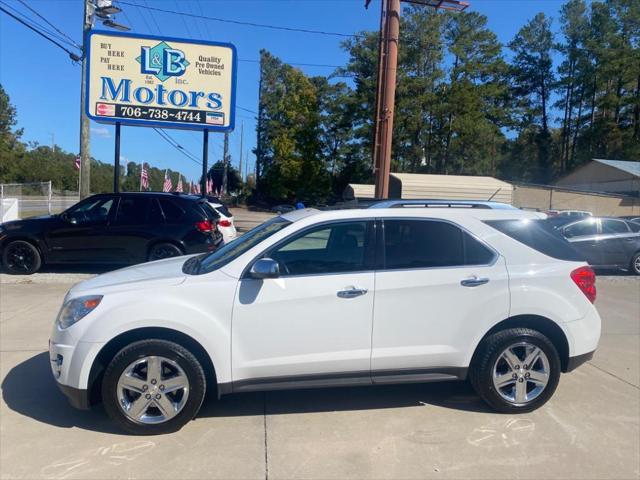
[57,383,91,410]
[565,350,594,373]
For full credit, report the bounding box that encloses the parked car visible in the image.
[553,216,640,275]
[205,196,237,244]
[50,206,600,434]
[270,204,295,214]
[0,192,223,274]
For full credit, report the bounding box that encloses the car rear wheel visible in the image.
[2,240,42,275]
[470,328,560,413]
[630,252,640,275]
[102,339,206,435]
[148,243,183,261]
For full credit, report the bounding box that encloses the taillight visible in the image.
[218,219,232,228]
[570,266,596,303]
[195,219,215,233]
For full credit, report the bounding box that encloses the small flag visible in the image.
[162,170,173,192]
[74,155,81,170]
[176,177,183,193]
[194,182,200,194]
[140,163,149,190]
[96,103,116,116]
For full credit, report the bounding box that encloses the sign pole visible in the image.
[114,122,121,193]
[202,129,209,197]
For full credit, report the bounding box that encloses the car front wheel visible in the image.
[102,339,206,435]
[470,328,561,413]
[2,240,42,274]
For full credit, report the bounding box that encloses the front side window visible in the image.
[383,219,492,269]
[269,221,370,276]
[66,197,115,225]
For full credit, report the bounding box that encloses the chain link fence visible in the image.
[0,182,79,222]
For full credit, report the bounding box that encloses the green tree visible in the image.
[509,13,556,182]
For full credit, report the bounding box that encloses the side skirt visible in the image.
[218,367,468,396]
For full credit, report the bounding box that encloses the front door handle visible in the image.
[337,286,368,298]
[460,276,490,287]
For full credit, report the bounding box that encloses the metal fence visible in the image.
[0,182,79,222]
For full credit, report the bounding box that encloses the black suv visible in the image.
[0,192,223,274]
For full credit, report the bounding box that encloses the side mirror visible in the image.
[250,258,280,279]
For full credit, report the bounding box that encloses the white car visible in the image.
[207,201,237,244]
[50,207,601,434]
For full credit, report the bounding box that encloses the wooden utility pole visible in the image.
[79,0,91,199]
[373,0,400,199]
[369,0,468,199]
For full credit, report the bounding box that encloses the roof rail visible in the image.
[368,199,517,210]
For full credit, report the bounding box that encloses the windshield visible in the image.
[183,216,291,275]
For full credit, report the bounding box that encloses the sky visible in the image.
[0,0,570,185]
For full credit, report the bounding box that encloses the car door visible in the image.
[599,219,636,267]
[561,218,602,266]
[45,196,117,262]
[231,220,376,388]
[371,218,510,381]
[106,195,156,263]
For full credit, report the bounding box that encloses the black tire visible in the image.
[102,339,206,435]
[469,328,561,414]
[630,252,640,276]
[147,242,183,262]
[2,240,42,275]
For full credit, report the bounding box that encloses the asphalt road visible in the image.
[0,275,638,479]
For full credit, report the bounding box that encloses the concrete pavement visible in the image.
[0,276,638,479]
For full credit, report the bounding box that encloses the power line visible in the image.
[116,0,361,38]
[14,0,81,49]
[0,0,81,50]
[0,4,81,61]
[153,128,202,165]
[142,0,162,33]
[238,106,258,115]
[239,58,342,69]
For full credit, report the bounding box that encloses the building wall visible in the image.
[513,185,640,216]
[554,162,639,195]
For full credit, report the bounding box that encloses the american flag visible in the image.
[176,177,183,193]
[207,178,215,194]
[140,163,149,190]
[193,182,200,194]
[162,170,172,192]
[74,155,81,170]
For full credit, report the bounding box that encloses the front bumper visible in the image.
[57,383,90,410]
[565,350,595,372]
[49,332,104,410]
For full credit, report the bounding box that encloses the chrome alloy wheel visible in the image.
[634,255,640,274]
[117,356,189,424]
[492,342,550,405]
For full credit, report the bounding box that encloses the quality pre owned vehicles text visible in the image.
[49,207,601,434]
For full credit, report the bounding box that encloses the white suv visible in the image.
[49,208,601,434]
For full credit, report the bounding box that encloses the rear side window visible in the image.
[601,219,630,234]
[485,219,583,261]
[383,219,495,269]
[629,222,640,233]
[114,197,151,225]
[159,199,185,222]
[148,199,164,224]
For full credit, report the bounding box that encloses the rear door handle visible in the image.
[460,276,489,287]
[337,286,368,298]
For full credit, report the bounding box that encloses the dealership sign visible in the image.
[85,31,236,131]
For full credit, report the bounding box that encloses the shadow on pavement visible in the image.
[3,352,491,434]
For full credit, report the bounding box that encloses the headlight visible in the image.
[56,295,103,329]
